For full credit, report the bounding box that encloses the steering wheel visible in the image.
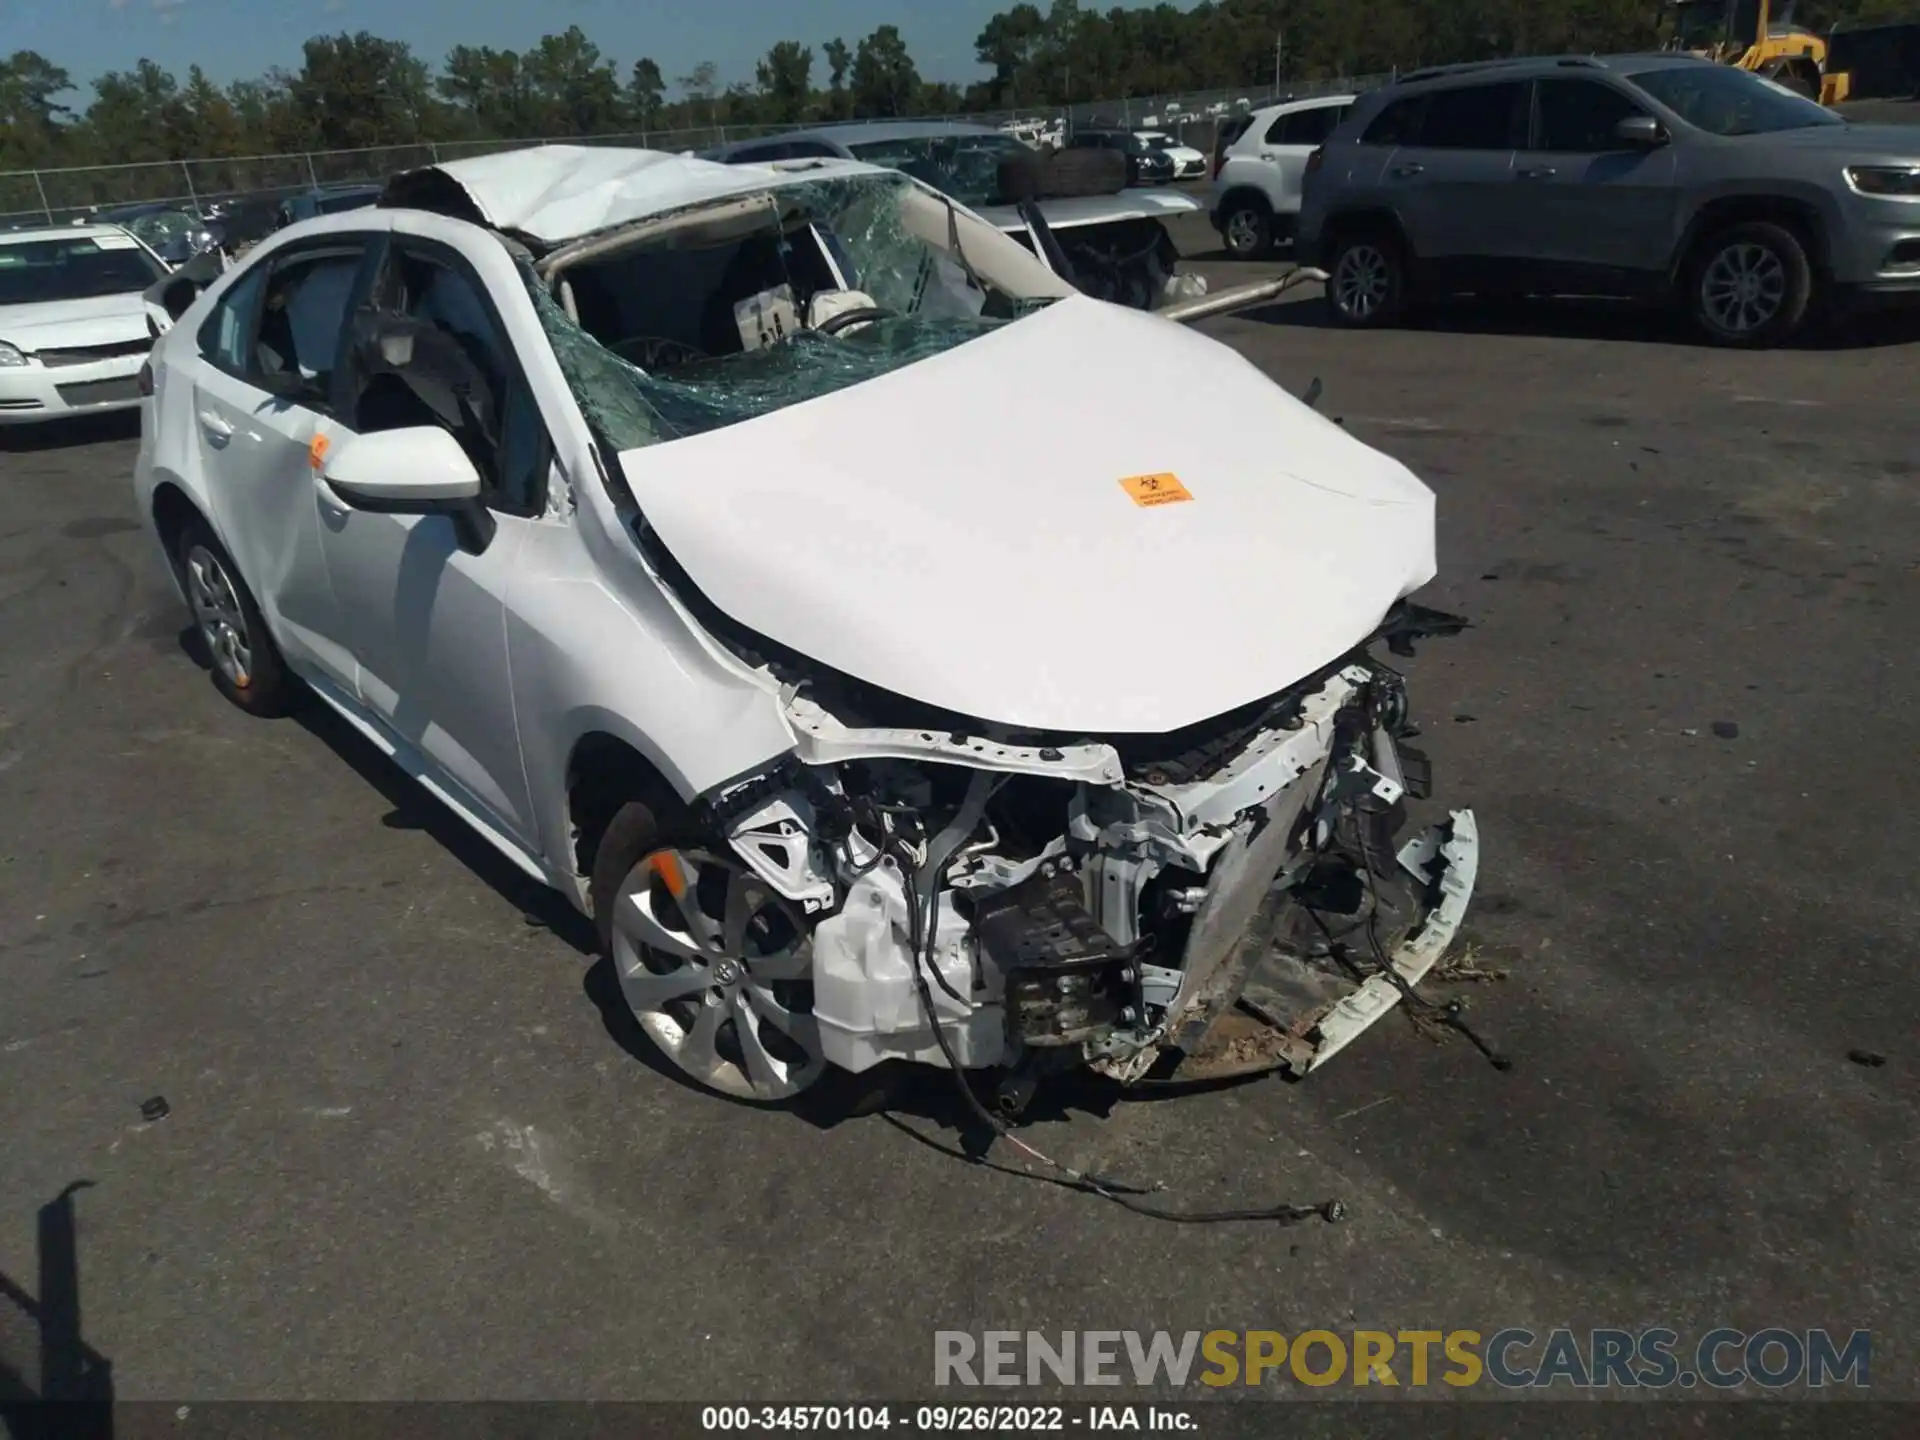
[814,306,896,337]
[611,335,708,370]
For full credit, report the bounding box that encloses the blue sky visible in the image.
[6,0,1194,97]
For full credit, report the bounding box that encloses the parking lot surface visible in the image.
[3,234,1918,1400]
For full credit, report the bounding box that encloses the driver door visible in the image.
[312,236,552,850]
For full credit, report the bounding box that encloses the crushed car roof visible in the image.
[379,144,888,248]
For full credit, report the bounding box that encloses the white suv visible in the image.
[134,145,1476,1109]
[1210,94,1356,258]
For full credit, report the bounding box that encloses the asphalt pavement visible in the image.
[3,235,1918,1404]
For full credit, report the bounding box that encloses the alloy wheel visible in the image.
[1331,243,1391,321]
[610,848,826,1102]
[1225,208,1263,255]
[184,544,253,690]
[1700,242,1787,336]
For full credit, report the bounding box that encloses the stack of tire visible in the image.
[995,146,1128,203]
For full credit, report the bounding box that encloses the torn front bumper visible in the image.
[1120,809,1480,1085]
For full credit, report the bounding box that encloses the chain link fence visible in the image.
[0,73,1390,226]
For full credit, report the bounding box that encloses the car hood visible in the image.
[618,296,1437,735]
[0,293,150,351]
[977,187,1202,234]
[1740,121,1920,154]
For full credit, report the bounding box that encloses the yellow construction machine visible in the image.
[1667,0,1832,99]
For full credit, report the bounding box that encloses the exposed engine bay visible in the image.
[693,599,1479,1105]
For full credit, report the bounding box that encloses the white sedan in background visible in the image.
[1137,130,1208,180]
[133,145,1475,1109]
[0,225,167,424]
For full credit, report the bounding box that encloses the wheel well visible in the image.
[150,483,202,573]
[1674,197,1827,284]
[1218,187,1272,216]
[1322,207,1412,257]
[566,732,674,879]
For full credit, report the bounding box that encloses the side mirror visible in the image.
[1616,114,1668,148]
[320,425,497,553]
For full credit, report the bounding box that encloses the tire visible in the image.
[174,518,296,717]
[1684,220,1812,348]
[1220,196,1273,259]
[1037,146,1128,199]
[1323,226,1408,328]
[995,151,1047,203]
[590,798,830,1104]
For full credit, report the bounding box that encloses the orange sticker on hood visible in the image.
[309,433,330,470]
[1120,473,1192,507]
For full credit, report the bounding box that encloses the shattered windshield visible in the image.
[844,134,1034,208]
[530,171,1049,452]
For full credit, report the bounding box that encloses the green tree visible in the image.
[974,3,1046,104]
[677,59,720,129]
[292,31,432,150]
[627,56,665,130]
[523,25,623,135]
[0,50,76,168]
[82,59,181,164]
[439,46,534,137]
[850,25,920,118]
[755,41,814,123]
[822,38,852,119]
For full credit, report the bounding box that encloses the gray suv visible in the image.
[1296,54,1920,346]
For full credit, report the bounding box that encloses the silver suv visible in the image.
[1296,54,1920,346]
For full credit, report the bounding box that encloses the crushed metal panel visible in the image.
[1296,809,1480,1073]
[381,144,887,248]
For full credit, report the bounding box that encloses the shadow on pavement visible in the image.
[0,1183,114,1440]
[1244,291,1920,349]
[287,693,599,957]
[0,412,140,455]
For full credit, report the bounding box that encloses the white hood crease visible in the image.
[621,296,1437,736]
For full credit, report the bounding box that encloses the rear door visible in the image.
[187,235,379,687]
[1379,80,1527,270]
[1512,76,1680,290]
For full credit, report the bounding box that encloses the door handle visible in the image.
[196,410,234,444]
[1517,165,1558,180]
[1389,162,1424,178]
[312,473,349,519]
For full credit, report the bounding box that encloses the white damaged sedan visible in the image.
[134,146,1478,1107]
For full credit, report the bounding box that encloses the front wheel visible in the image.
[1685,221,1812,348]
[1323,230,1407,327]
[591,800,829,1104]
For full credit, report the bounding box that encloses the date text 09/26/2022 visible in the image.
[701,1407,1193,1432]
